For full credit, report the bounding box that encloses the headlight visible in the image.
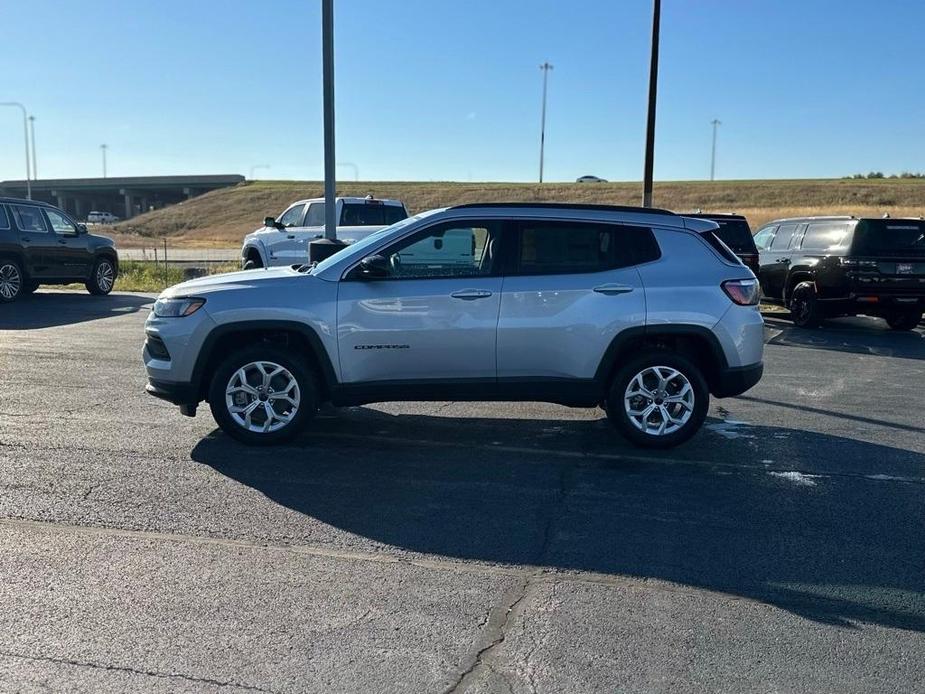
[152,297,206,318]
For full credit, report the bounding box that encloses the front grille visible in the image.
[145,335,170,360]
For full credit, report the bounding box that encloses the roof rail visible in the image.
[449,202,677,215]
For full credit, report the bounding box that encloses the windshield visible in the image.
[339,203,408,226]
[311,211,440,275]
[852,219,925,256]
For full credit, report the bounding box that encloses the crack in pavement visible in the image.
[0,649,280,693]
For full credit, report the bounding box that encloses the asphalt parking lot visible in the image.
[1,291,924,693]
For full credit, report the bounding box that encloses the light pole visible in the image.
[710,119,721,181]
[28,115,37,180]
[538,61,553,183]
[0,102,31,199]
[641,0,661,207]
[249,164,270,180]
[100,144,108,178]
[338,161,359,181]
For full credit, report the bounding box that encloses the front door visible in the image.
[43,208,92,279]
[336,219,504,383]
[759,222,801,299]
[263,203,308,266]
[10,204,56,278]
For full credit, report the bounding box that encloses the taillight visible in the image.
[722,279,760,306]
[839,257,878,269]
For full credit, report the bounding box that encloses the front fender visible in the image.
[241,240,268,266]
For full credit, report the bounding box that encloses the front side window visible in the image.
[370,221,499,280]
[515,221,649,275]
[45,209,78,235]
[11,205,48,233]
[0,206,10,231]
[305,203,325,226]
[770,223,798,251]
[753,225,776,250]
[278,204,306,228]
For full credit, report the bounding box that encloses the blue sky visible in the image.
[1,0,924,183]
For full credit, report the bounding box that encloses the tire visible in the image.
[606,352,709,449]
[208,344,318,445]
[86,257,116,295]
[885,310,922,331]
[0,259,24,303]
[242,259,261,270]
[789,281,822,328]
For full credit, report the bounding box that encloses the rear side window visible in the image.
[800,222,851,251]
[305,203,325,226]
[340,203,407,226]
[0,206,9,231]
[11,204,48,232]
[515,222,659,275]
[709,219,754,252]
[852,219,925,257]
[770,223,799,250]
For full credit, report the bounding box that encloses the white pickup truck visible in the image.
[241,196,408,268]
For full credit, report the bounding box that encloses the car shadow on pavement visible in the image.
[0,290,152,330]
[764,315,925,360]
[192,408,925,633]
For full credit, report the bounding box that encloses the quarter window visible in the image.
[369,221,500,280]
[800,222,850,251]
[45,209,77,235]
[278,204,306,228]
[11,205,48,233]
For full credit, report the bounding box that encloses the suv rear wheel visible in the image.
[789,281,823,328]
[86,257,116,295]
[0,260,23,302]
[208,345,318,445]
[885,310,922,331]
[606,352,709,449]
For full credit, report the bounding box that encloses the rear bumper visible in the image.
[146,379,199,406]
[712,362,763,398]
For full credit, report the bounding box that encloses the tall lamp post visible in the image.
[641,0,661,207]
[710,119,721,181]
[538,62,553,183]
[28,115,37,181]
[101,144,108,178]
[0,102,31,199]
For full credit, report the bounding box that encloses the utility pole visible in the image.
[538,61,553,183]
[641,0,661,207]
[28,115,37,180]
[710,119,721,181]
[0,102,31,199]
[101,144,108,178]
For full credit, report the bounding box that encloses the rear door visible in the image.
[43,208,92,279]
[496,220,649,380]
[263,203,308,266]
[10,204,56,278]
[337,219,504,383]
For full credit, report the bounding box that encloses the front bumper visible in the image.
[712,362,763,398]
[146,379,199,406]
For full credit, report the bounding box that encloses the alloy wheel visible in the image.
[225,361,301,433]
[0,263,22,300]
[624,365,695,436]
[96,261,115,292]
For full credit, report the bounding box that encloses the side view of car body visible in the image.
[0,197,119,302]
[755,215,925,329]
[145,203,764,449]
[87,211,120,224]
[576,175,608,183]
[241,196,408,269]
[683,212,759,274]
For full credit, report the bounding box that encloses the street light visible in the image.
[28,115,37,181]
[249,164,271,180]
[710,119,721,181]
[538,62,553,183]
[641,0,661,207]
[0,102,31,199]
[100,144,108,178]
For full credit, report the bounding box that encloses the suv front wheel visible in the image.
[606,352,709,449]
[87,257,116,295]
[885,310,923,331]
[0,260,23,302]
[208,345,318,445]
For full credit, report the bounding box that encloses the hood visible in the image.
[161,266,303,298]
[87,233,115,248]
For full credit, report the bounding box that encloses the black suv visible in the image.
[683,213,759,274]
[754,216,925,329]
[0,198,119,302]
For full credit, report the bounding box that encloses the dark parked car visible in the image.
[684,213,759,274]
[754,215,925,329]
[0,197,118,303]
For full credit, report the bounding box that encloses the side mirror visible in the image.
[264,216,278,229]
[357,254,389,279]
[76,223,88,235]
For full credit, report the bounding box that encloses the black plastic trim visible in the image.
[449,202,677,215]
[146,380,199,406]
[713,363,763,398]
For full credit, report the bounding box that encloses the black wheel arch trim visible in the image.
[189,320,337,401]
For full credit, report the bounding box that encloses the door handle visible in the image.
[776,258,790,263]
[593,284,634,295]
[58,239,67,245]
[287,235,296,239]
[451,289,493,300]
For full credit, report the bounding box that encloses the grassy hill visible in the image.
[110,178,925,248]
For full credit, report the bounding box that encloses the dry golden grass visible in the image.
[109,179,925,248]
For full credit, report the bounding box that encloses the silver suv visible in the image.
[144,204,764,448]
